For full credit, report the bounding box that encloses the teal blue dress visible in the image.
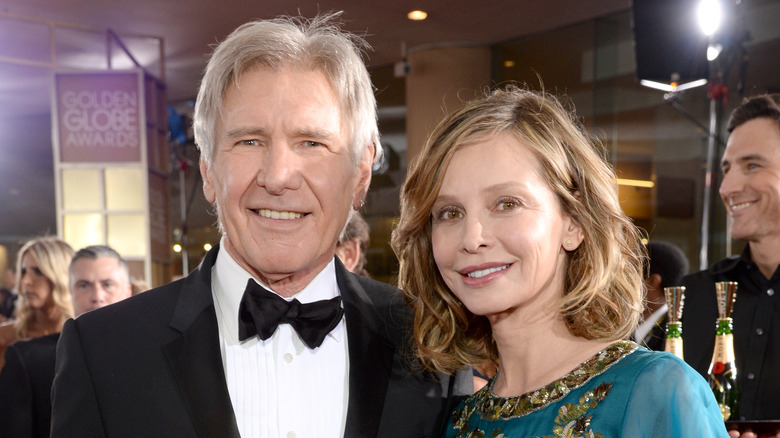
[445,341,729,438]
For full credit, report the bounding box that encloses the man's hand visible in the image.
[729,430,780,438]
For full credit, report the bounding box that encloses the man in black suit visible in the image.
[51,13,471,438]
[682,94,780,422]
[0,245,132,438]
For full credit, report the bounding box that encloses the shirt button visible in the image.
[756,328,764,335]
[287,432,296,438]
[284,353,293,363]
[748,373,755,380]
[768,288,775,296]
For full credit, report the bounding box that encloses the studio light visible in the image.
[707,43,723,61]
[698,0,722,37]
[640,78,708,93]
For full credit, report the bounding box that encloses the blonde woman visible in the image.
[392,86,727,437]
[0,237,73,370]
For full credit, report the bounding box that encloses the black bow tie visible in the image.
[238,279,344,349]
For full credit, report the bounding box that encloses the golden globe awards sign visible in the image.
[55,71,142,162]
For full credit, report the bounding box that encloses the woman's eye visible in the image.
[497,200,518,211]
[435,209,462,221]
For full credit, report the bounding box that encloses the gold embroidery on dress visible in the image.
[450,341,636,438]
[544,382,612,438]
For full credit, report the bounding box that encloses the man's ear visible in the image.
[123,282,133,299]
[646,273,663,291]
[353,145,373,209]
[200,159,216,203]
[335,239,361,273]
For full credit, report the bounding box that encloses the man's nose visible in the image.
[92,286,107,303]
[257,144,301,195]
[719,169,743,201]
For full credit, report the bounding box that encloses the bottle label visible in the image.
[712,334,736,363]
[665,337,684,359]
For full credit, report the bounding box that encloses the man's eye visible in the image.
[239,139,259,146]
[304,140,323,148]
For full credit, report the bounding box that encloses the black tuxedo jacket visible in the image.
[0,333,59,438]
[51,246,470,437]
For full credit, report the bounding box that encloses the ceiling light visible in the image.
[616,178,655,188]
[407,10,428,21]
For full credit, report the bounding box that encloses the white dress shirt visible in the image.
[634,303,668,345]
[211,240,349,438]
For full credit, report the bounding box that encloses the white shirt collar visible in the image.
[211,236,343,345]
[634,303,668,344]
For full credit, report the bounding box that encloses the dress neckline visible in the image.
[477,340,638,420]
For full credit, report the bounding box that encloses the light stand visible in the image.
[700,79,725,270]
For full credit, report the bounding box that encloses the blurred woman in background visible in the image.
[0,237,73,370]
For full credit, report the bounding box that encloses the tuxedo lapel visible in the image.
[162,245,241,438]
[337,261,395,438]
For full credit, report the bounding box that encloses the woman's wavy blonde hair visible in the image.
[391,86,646,375]
[13,237,74,338]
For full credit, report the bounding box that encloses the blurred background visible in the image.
[1,0,778,286]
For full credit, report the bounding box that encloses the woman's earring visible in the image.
[565,239,572,248]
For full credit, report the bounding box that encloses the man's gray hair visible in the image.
[69,245,130,285]
[193,12,381,168]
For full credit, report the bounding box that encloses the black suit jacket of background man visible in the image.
[0,333,59,438]
[51,245,471,438]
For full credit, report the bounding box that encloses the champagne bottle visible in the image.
[663,286,685,359]
[707,281,739,421]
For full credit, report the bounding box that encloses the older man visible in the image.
[51,14,470,438]
[0,245,131,438]
[682,93,780,424]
